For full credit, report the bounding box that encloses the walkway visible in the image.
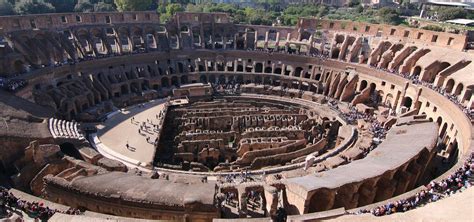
[96,99,168,167]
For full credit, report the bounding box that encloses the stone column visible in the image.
[238,187,248,218]
[263,185,278,217]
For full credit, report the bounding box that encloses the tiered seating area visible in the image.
[48,118,85,140]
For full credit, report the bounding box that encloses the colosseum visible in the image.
[0,11,472,221]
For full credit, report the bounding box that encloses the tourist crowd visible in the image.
[0,187,81,221]
[356,152,473,216]
[0,78,27,92]
[127,101,169,152]
[221,170,253,184]
[212,82,241,95]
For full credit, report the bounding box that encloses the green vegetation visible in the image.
[158,3,184,23]
[429,6,467,21]
[0,0,14,15]
[15,0,55,15]
[421,24,444,32]
[74,0,115,12]
[114,0,152,11]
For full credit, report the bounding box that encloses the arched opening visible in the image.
[369,83,376,94]
[177,63,184,73]
[440,122,448,139]
[274,68,282,75]
[180,75,188,85]
[384,93,394,108]
[412,66,422,77]
[60,143,83,160]
[359,80,368,91]
[403,96,413,109]
[300,31,311,41]
[462,90,471,104]
[264,67,272,73]
[294,67,303,78]
[255,63,263,73]
[308,189,334,213]
[331,48,340,59]
[161,77,169,87]
[445,79,455,93]
[171,76,179,87]
[454,83,464,96]
[180,26,189,32]
[200,75,207,84]
[436,117,442,126]
[237,64,244,72]
[314,74,321,81]
[198,65,205,72]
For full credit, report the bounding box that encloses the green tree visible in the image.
[0,0,15,15]
[74,0,94,12]
[165,3,183,16]
[114,0,152,11]
[436,7,466,21]
[159,3,183,23]
[94,2,115,12]
[377,7,401,25]
[15,0,55,15]
[46,0,75,13]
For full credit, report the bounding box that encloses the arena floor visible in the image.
[96,99,168,166]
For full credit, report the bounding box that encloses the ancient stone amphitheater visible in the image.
[0,12,472,221]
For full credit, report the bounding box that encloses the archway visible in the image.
[180,75,188,85]
[177,62,184,73]
[445,79,455,93]
[314,73,321,81]
[161,77,169,87]
[294,67,303,78]
[200,75,207,84]
[171,76,179,87]
[440,122,448,139]
[264,67,272,73]
[454,83,463,96]
[255,63,263,73]
[436,117,443,126]
[403,96,413,109]
[274,68,282,75]
[308,189,334,213]
[369,83,376,94]
[359,80,368,91]
[412,66,422,77]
